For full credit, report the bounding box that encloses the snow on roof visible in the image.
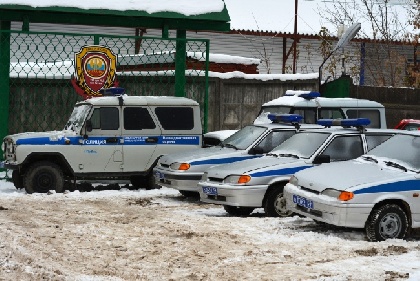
[0,0,225,16]
[262,95,384,107]
[80,95,199,106]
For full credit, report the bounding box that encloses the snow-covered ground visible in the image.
[0,172,419,281]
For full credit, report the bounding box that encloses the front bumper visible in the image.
[198,181,268,207]
[153,167,202,192]
[1,161,19,170]
[284,183,373,229]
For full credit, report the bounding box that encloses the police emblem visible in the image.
[72,45,118,99]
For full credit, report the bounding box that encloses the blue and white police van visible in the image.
[2,88,203,193]
[153,114,321,197]
[198,119,399,217]
[284,131,420,241]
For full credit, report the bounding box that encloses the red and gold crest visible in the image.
[72,45,118,99]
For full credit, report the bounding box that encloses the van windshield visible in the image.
[64,104,92,132]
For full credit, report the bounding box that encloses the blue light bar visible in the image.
[99,87,125,96]
[268,114,303,123]
[300,91,321,99]
[317,118,371,127]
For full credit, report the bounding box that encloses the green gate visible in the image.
[0,30,210,138]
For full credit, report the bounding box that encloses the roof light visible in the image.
[99,87,125,96]
[268,114,303,124]
[284,90,320,99]
[317,118,370,127]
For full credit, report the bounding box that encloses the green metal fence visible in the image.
[0,30,210,136]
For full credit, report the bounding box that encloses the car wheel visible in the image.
[365,204,409,242]
[24,161,64,194]
[264,186,293,217]
[12,170,24,190]
[179,190,199,198]
[130,172,158,190]
[223,205,254,216]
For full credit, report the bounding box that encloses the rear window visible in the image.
[155,107,194,130]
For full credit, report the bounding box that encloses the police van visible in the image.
[2,88,203,193]
[204,90,387,146]
[284,131,420,242]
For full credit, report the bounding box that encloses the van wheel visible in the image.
[12,170,24,190]
[264,186,293,217]
[223,205,254,216]
[365,204,409,242]
[24,161,64,194]
[130,173,157,190]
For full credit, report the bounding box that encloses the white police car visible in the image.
[198,119,399,217]
[153,114,321,197]
[284,131,420,241]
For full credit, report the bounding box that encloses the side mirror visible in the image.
[86,120,92,132]
[249,147,264,155]
[313,154,330,164]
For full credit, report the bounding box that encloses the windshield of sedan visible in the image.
[367,134,420,170]
[64,104,92,132]
[269,132,330,158]
[221,125,267,150]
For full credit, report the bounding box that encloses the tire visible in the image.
[223,205,254,216]
[12,170,24,190]
[23,161,64,194]
[130,172,157,190]
[365,204,409,242]
[179,190,199,198]
[264,185,293,217]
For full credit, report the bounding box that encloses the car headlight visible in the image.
[170,162,191,171]
[321,188,354,201]
[224,175,251,184]
[289,175,298,186]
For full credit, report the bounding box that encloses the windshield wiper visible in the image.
[278,153,299,159]
[266,153,278,157]
[362,156,378,163]
[223,143,238,150]
[385,161,407,172]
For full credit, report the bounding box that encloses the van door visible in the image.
[121,106,161,173]
[78,106,123,173]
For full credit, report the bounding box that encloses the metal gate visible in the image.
[0,30,210,135]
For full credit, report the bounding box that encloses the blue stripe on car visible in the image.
[250,165,311,177]
[354,180,420,194]
[190,155,261,166]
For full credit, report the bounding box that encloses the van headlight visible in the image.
[224,175,251,184]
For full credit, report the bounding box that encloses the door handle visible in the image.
[146,137,158,143]
[106,137,118,143]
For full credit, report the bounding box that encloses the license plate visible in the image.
[293,194,314,209]
[202,186,218,195]
[154,171,165,180]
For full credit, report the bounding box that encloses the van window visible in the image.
[318,109,345,120]
[155,107,194,130]
[346,109,380,128]
[292,109,316,123]
[124,107,156,130]
[90,107,119,130]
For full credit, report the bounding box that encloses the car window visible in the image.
[404,124,420,131]
[124,107,156,130]
[254,130,295,153]
[222,126,267,150]
[321,135,363,161]
[365,134,393,151]
[90,107,119,130]
[346,109,380,128]
[155,107,194,130]
[271,132,330,158]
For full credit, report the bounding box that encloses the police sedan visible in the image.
[284,131,420,241]
[198,119,399,217]
[153,114,321,197]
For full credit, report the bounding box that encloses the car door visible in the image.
[78,106,123,173]
[121,106,161,173]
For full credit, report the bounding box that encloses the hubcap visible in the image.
[35,172,54,193]
[274,193,292,217]
[379,212,402,238]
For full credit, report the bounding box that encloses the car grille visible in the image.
[206,195,226,201]
[300,186,320,195]
[208,177,223,183]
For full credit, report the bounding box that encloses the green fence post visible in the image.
[175,30,186,97]
[0,23,11,158]
[203,41,210,133]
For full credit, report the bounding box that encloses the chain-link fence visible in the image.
[0,30,210,135]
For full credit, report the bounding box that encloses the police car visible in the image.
[198,119,399,217]
[153,114,321,197]
[284,131,420,241]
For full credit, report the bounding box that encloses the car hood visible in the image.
[206,155,306,178]
[294,159,414,193]
[158,146,253,165]
[6,130,79,144]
